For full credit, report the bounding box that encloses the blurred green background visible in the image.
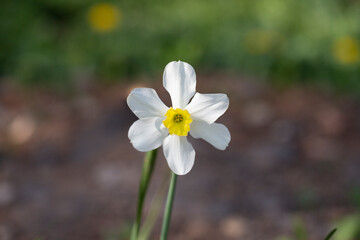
[1,0,360,91]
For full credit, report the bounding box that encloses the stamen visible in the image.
[173,114,183,122]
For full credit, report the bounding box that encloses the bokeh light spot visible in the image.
[88,3,121,33]
[333,36,359,64]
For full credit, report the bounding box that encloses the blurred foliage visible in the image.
[297,186,319,209]
[349,186,360,209]
[276,218,339,240]
[0,0,360,91]
[333,214,360,240]
[293,218,308,240]
[103,223,132,240]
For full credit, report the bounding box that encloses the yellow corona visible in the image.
[163,108,192,136]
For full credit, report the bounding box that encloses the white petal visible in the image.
[163,135,195,175]
[127,88,168,119]
[163,61,196,109]
[186,93,229,124]
[128,117,168,152]
[190,120,230,150]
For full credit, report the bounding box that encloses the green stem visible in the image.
[160,172,178,240]
[130,149,158,240]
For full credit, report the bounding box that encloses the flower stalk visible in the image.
[160,172,178,240]
[127,61,230,239]
[130,149,158,240]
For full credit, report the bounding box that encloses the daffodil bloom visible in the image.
[127,61,230,175]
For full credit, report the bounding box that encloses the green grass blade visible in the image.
[130,149,158,240]
[324,228,337,240]
[138,174,169,240]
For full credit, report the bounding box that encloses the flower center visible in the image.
[173,114,183,122]
[163,108,192,136]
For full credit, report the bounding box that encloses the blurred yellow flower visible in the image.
[88,3,121,33]
[333,36,359,64]
[244,30,278,55]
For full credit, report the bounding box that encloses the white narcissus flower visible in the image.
[127,61,230,175]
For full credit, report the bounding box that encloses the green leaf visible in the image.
[130,149,158,240]
[138,175,168,240]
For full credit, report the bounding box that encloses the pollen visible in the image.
[163,108,192,136]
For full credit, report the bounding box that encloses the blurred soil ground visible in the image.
[0,74,359,240]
